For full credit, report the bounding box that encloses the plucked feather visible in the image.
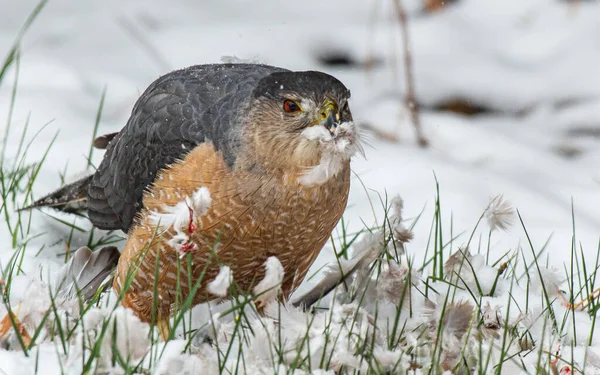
[55,246,120,301]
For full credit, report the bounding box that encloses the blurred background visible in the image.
[1,0,599,272]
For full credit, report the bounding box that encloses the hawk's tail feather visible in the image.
[88,183,124,231]
[19,174,93,213]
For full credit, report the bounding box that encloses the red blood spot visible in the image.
[185,201,196,233]
[180,241,197,253]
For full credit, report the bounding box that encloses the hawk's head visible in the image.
[246,70,363,185]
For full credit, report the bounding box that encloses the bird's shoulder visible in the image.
[88,63,288,232]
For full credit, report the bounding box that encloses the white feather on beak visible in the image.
[298,121,363,185]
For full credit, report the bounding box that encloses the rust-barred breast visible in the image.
[114,142,351,322]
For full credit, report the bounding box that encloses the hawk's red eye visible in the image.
[283,100,301,113]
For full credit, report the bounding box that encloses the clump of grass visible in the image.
[3,152,599,374]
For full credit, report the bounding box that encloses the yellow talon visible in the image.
[157,318,171,341]
[562,287,600,311]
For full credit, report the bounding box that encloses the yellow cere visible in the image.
[320,100,338,120]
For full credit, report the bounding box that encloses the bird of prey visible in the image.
[28,63,362,338]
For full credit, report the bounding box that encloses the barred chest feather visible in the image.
[114,143,350,321]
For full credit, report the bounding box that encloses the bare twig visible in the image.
[118,16,171,73]
[568,0,580,16]
[393,0,429,147]
[365,0,381,74]
[424,0,449,13]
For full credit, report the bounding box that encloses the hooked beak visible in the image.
[320,108,340,135]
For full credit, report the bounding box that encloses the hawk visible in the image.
[29,63,361,338]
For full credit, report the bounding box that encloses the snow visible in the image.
[1,0,600,373]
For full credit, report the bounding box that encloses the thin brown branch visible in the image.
[393,0,429,147]
[117,16,171,73]
[424,0,448,13]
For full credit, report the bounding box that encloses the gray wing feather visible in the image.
[55,246,120,301]
[88,64,287,231]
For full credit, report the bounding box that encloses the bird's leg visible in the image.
[157,316,171,341]
[567,287,600,310]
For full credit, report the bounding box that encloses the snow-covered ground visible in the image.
[1,0,599,373]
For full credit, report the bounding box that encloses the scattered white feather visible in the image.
[68,306,150,372]
[481,301,502,329]
[352,231,386,264]
[372,347,405,370]
[0,275,80,350]
[0,235,599,375]
[377,260,409,305]
[587,348,600,370]
[207,266,232,297]
[444,250,502,295]
[349,231,388,294]
[253,256,284,306]
[388,196,414,244]
[329,347,362,372]
[485,195,515,232]
[191,187,211,216]
[530,266,564,294]
[148,187,211,231]
[148,200,191,231]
